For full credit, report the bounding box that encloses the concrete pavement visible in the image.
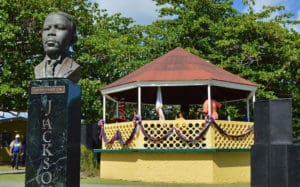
[0,182,142,187]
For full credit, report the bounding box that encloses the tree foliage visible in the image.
[0,0,299,136]
[0,0,153,123]
[151,0,300,136]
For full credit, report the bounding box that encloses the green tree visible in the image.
[151,0,300,135]
[0,0,151,123]
[1,0,299,136]
[0,0,96,111]
[211,3,300,136]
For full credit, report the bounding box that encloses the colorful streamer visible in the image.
[98,116,254,146]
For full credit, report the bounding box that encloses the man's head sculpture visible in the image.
[35,12,80,83]
[42,12,77,59]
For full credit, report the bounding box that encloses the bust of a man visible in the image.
[34,12,80,83]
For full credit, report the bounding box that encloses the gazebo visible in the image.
[96,47,257,184]
[101,47,257,121]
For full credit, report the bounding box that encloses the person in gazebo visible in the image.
[132,110,141,123]
[175,111,185,120]
[202,99,222,120]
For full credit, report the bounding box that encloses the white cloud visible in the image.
[94,0,158,25]
[252,0,282,12]
[291,10,300,32]
[91,0,300,32]
[297,10,300,21]
[243,0,300,32]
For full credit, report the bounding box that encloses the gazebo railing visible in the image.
[100,119,254,150]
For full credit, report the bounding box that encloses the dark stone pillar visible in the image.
[253,99,292,145]
[288,144,300,187]
[251,99,293,187]
[25,79,81,187]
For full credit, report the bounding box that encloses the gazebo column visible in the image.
[246,99,250,122]
[246,91,256,122]
[252,92,256,114]
[138,86,141,116]
[116,101,119,119]
[207,84,211,117]
[103,95,106,121]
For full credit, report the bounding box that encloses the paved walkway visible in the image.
[0,182,140,187]
[0,169,25,175]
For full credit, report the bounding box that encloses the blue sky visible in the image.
[92,0,300,32]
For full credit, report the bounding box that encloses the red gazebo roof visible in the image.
[101,47,257,104]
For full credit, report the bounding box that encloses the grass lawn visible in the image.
[0,165,250,187]
[81,177,250,187]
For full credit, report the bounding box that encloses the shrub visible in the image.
[80,144,99,177]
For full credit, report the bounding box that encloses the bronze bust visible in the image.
[35,12,80,83]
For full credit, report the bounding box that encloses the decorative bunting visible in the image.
[98,116,254,146]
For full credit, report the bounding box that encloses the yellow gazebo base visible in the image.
[98,149,250,184]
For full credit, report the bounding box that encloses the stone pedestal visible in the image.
[25,79,81,187]
[253,99,292,145]
[251,144,290,187]
[251,99,300,187]
[288,144,300,187]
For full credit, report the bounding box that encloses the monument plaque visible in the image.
[31,86,66,94]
